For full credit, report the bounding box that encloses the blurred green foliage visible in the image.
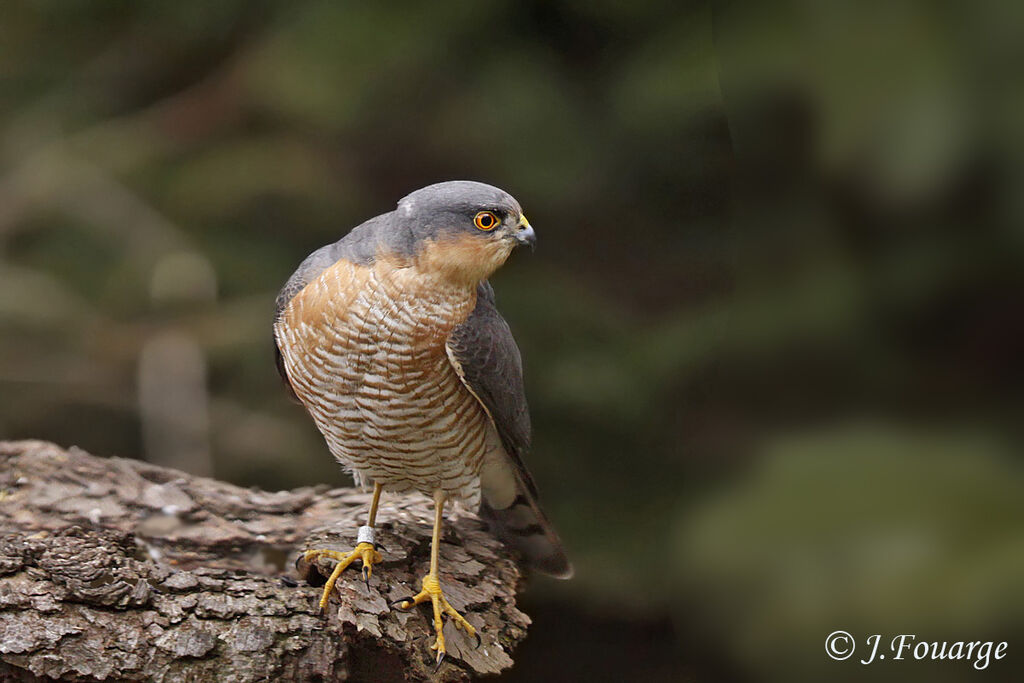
[676,426,1023,682]
[1,1,1021,681]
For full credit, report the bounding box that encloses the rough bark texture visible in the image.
[0,441,530,682]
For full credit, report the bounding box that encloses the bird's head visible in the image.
[393,181,536,286]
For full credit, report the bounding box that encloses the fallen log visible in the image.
[0,441,530,682]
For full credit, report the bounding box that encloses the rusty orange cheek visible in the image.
[417,235,510,285]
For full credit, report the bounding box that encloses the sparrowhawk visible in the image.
[273,181,571,665]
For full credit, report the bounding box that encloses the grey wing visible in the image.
[447,280,538,496]
[448,281,572,578]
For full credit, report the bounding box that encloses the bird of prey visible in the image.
[273,181,572,664]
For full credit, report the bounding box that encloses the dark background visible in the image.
[1,2,1021,681]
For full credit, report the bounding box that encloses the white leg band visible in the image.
[357,525,376,546]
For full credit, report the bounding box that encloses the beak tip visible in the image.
[515,225,537,250]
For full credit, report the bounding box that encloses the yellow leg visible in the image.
[393,490,479,667]
[304,482,384,612]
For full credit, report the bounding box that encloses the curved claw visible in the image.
[434,651,446,673]
[390,596,415,610]
[302,543,383,614]
[473,630,482,649]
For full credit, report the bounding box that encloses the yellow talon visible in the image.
[397,572,478,659]
[304,542,382,612]
[392,491,482,665]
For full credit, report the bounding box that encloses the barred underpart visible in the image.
[275,257,504,509]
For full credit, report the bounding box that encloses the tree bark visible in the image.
[0,441,530,682]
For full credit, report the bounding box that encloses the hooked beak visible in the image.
[514,215,536,250]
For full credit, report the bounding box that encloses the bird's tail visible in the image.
[479,479,573,579]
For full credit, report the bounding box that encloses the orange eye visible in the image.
[474,211,499,231]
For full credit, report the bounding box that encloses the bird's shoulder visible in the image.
[274,212,411,323]
[273,212,407,400]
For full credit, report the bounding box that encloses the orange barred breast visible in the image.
[274,256,499,508]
